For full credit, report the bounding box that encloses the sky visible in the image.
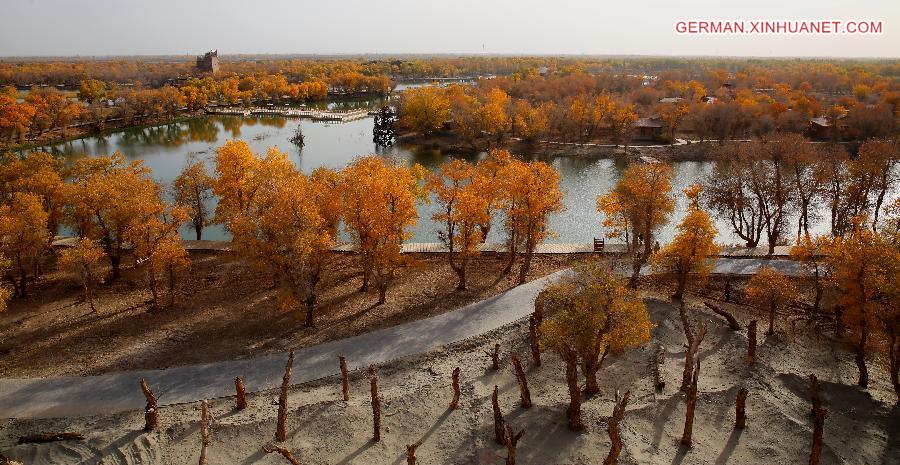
[2,0,898,57]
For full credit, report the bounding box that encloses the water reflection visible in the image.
[23,112,873,245]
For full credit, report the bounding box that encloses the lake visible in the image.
[25,108,871,246]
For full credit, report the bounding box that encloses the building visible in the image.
[634,117,665,140]
[658,97,686,104]
[196,50,219,74]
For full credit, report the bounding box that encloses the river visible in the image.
[23,104,882,246]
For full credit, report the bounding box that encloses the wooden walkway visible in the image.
[52,238,792,257]
[205,106,370,122]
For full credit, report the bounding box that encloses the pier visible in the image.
[205,106,370,122]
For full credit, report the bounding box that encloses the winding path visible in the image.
[0,258,800,419]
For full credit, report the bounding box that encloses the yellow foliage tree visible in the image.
[213,139,259,226]
[496,157,564,284]
[173,157,215,240]
[746,267,797,335]
[400,87,450,135]
[0,192,49,297]
[341,156,426,304]
[826,216,899,388]
[540,263,651,428]
[65,152,158,280]
[57,238,104,312]
[428,159,489,290]
[653,185,719,300]
[598,162,675,288]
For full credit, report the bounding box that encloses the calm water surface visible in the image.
[28,108,869,245]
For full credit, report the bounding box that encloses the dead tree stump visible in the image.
[492,385,506,445]
[809,408,827,465]
[263,443,302,465]
[338,356,351,401]
[234,377,247,410]
[139,378,158,431]
[511,355,532,408]
[405,440,422,465]
[603,390,631,465]
[490,343,501,370]
[652,345,666,392]
[564,348,584,431]
[735,386,748,429]
[276,351,294,442]
[809,374,821,415]
[16,432,84,444]
[747,320,758,365]
[199,400,211,465]
[503,424,525,465]
[528,316,541,367]
[449,367,461,409]
[680,360,700,447]
[369,364,381,442]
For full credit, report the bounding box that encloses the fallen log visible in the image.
[17,432,84,444]
[704,302,741,330]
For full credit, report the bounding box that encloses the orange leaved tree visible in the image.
[540,262,651,427]
[652,184,719,301]
[65,152,158,280]
[341,156,426,305]
[428,159,489,290]
[0,192,49,297]
[746,267,797,336]
[173,156,215,240]
[496,157,564,284]
[598,162,675,288]
[57,238,104,312]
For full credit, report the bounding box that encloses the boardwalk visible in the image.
[205,106,370,122]
[0,258,801,419]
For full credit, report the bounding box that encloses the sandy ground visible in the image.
[0,251,578,377]
[1,295,896,465]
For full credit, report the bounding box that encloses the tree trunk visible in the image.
[455,263,466,291]
[276,351,294,442]
[564,349,584,431]
[339,356,350,401]
[807,374,822,416]
[199,399,210,465]
[369,364,381,442]
[377,284,387,306]
[517,248,533,285]
[680,360,700,447]
[855,325,869,388]
[234,377,247,410]
[704,302,741,330]
[680,304,706,392]
[735,387,748,429]
[603,390,630,465]
[304,295,316,327]
[652,345,666,392]
[503,424,524,465]
[511,355,532,408]
[528,316,541,367]
[491,343,500,370]
[449,367,461,409]
[406,441,422,465]
[809,408,827,465]
[747,320,758,365]
[492,385,506,445]
[139,378,158,431]
[109,253,121,280]
[263,444,302,465]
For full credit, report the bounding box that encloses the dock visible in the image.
[205,106,370,122]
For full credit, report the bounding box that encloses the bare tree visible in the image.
[529,316,541,366]
[747,320,758,365]
[449,367,461,409]
[406,440,423,465]
[680,360,700,447]
[735,387,748,429]
[199,400,211,465]
[809,408,827,465]
[370,364,381,442]
[139,379,158,431]
[234,377,247,410]
[492,385,506,445]
[340,356,350,401]
[511,355,532,408]
[503,424,525,465]
[263,444,302,465]
[276,351,294,442]
[680,303,707,391]
[603,390,631,465]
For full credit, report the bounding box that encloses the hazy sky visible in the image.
[2,0,898,57]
